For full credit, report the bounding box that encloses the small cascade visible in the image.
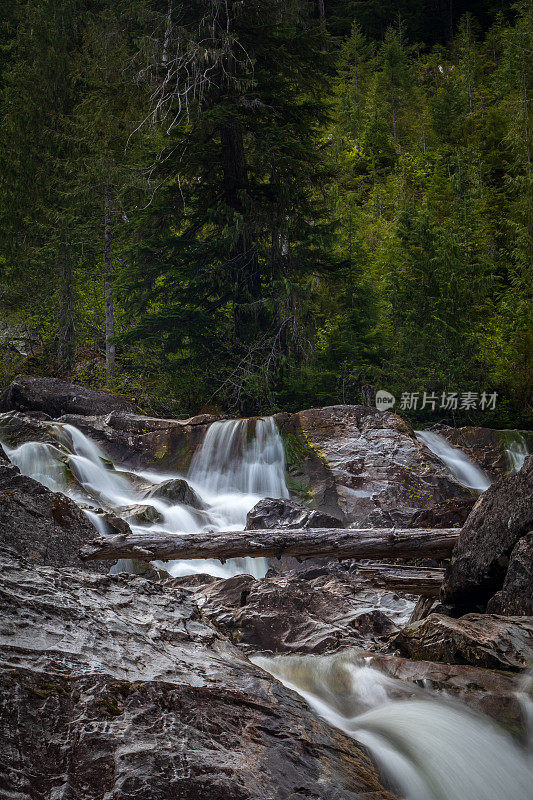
[253,651,533,800]
[188,417,289,499]
[1,415,289,579]
[415,429,491,492]
[502,431,530,473]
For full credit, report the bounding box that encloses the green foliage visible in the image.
[0,1,530,425]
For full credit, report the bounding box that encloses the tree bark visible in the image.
[351,563,444,597]
[104,184,116,387]
[79,527,460,563]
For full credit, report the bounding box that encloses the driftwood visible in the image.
[80,527,460,564]
[351,563,445,597]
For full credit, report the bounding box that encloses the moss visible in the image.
[26,682,69,699]
[153,443,168,461]
[97,694,123,717]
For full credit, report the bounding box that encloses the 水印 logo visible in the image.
[375,390,396,411]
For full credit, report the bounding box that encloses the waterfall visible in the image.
[188,417,289,499]
[253,651,533,800]
[415,430,491,492]
[503,432,530,473]
[1,415,289,579]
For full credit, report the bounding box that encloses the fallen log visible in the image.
[79,527,460,564]
[351,563,444,597]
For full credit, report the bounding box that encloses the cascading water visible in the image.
[252,650,533,800]
[415,429,491,492]
[502,431,530,473]
[2,415,289,579]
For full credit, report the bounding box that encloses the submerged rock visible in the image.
[392,613,533,671]
[246,497,343,530]
[442,456,533,614]
[0,375,137,417]
[0,456,103,570]
[174,571,413,654]
[0,554,395,800]
[145,477,205,509]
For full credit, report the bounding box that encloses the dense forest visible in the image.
[0,0,531,426]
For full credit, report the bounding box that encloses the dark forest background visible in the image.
[0,1,531,426]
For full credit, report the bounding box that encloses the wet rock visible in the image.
[246,497,343,530]
[392,613,533,671]
[0,409,54,447]
[145,477,205,509]
[366,654,527,737]
[56,411,212,471]
[442,456,533,613]
[275,405,471,528]
[0,459,103,570]
[487,532,533,616]
[0,554,395,800]
[408,497,476,529]
[174,572,413,654]
[432,424,533,478]
[0,375,136,417]
[122,504,165,525]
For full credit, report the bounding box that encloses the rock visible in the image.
[146,477,205,509]
[0,375,136,417]
[392,613,533,671]
[122,503,165,525]
[366,654,526,737]
[433,424,533,478]
[408,497,476,528]
[487,532,533,616]
[0,458,103,570]
[0,554,395,800]
[174,571,414,654]
[56,411,213,471]
[246,497,343,530]
[0,409,55,447]
[275,405,471,528]
[442,456,533,613]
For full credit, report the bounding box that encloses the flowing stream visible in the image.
[415,430,491,491]
[3,417,289,579]
[3,415,533,797]
[253,650,533,800]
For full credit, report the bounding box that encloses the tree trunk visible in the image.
[58,233,75,374]
[104,184,116,388]
[220,122,260,335]
[79,527,460,563]
[317,0,325,23]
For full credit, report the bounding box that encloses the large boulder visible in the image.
[0,554,395,800]
[392,613,533,671]
[246,497,343,530]
[174,571,414,654]
[275,405,471,528]
[0,375,136,417]
[486,532,533,616]
[442,456,533,613]
[0,457,104,570]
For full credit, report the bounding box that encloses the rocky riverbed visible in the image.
[0,376,532,799]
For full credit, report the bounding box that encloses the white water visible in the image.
[253,650,533,800]
[2,416,290,579]
[504,432,529,473]
[415,430,491,492]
